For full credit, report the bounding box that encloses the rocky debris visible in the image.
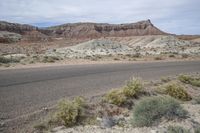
[100,116,116,128]
[46,36,200,58]
[46,39,134,58]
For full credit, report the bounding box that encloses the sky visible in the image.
[0,0,200,35]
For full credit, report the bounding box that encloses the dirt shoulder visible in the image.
[0,57,199,71]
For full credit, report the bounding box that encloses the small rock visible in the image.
[100,116,116,128]
[42,107,48,111]
[0,122,5,127]
[51,126,66,132]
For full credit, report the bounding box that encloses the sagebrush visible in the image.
[179,75,200,87]
[132,96,187,127]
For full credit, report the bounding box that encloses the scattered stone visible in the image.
[100,116,116,128]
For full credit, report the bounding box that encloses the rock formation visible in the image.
[0,20,167,43]
[47,20,167,38]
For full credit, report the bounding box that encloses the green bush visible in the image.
[165,83,192,101]
[132,96,187,127]
[104,89,127,106]
[178,75,193,84]
[56,97,85,127]
[194,127,200,133]
[0,56,20,63]
[123,78,143,97]
[190,79,200,87]
[167,125,190,133]
[179,75,200,87]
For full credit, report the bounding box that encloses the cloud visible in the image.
[0,0,200,34]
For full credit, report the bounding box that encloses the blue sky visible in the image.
[0,0,200,34]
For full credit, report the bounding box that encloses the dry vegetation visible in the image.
[33,73,200,133]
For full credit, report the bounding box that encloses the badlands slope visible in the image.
[47,35,200,58]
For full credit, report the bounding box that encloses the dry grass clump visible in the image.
[56,97,85,127]
[167,125,190,133]
[104,89,127,106]
[165,83,192,101]
[132,96,187,127]
[123,78,143,98]
[104,78,143,106]
[179,74,200,87]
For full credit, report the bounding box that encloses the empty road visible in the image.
[0,61,200,121]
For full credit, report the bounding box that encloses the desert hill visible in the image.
[46,20,167,38]
[0,20,167,43]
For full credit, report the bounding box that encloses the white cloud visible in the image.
[0,0,199,34]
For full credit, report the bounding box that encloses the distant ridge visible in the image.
[46,19,168,38]
[0,20,168,41]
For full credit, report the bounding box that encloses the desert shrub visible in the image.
[179,75,200,87]
[131,53,141,58]
[190,79,200,87]
[165,83,192,101]
[113,57,120,60]
[154,56,163,60]
[123,78,143,97]
[194,97,200,104]
[181,54,189,58]
[0,56,20,63]
[73,96,86,107]
[104,89,127,106]
[167,125,190,133]
[56,97,85,127]
[42,56,60,63]
[178,75,193,84]
[194,127,200,133]
[132,96,187,127]
[169,54,175,58]
[33,123,47,131]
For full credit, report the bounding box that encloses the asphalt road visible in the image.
[0,61,200,121]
